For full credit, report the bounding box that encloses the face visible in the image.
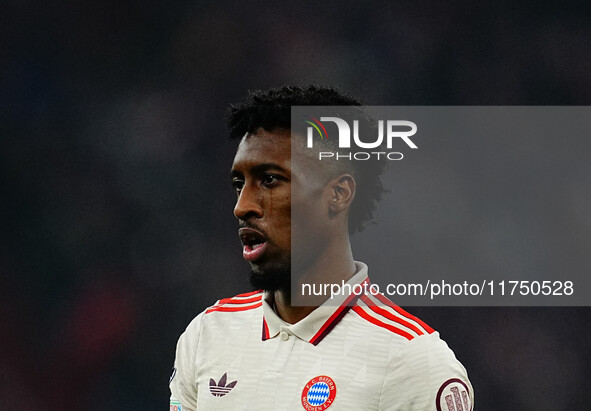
[231,128,330,291]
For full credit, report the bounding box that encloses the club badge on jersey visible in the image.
[301,375,337,410]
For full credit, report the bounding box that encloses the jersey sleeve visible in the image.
[169,312,204,411]
[379,332,474,410]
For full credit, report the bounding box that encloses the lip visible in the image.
[239,227,268,262]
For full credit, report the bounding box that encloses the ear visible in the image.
[329,174,356,214]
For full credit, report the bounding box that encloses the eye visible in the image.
[262,174,280,186]
[232,178,244,193]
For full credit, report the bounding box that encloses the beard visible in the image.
[249,265,291,293]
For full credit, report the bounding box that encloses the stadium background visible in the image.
[2,1,590,409]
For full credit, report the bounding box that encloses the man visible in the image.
[170,85,473,410]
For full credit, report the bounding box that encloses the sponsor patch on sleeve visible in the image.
[170,399,182,411]
[436,378,472,411]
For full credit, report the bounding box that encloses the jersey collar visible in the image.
[261,262,369,346]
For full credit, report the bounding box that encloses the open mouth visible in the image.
[239,228,268,262]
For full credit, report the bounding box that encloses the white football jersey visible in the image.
[170,263,473,410]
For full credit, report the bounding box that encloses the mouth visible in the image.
[239,227,268,262]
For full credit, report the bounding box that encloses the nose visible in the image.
[233,183,263,221]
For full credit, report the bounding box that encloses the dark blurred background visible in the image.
[1,1,590,410]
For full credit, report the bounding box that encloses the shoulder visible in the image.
[350,292,468,375]
[384,332,474,409]
[175,290,265,356]
[349,291,435,342]
[203,289,264,315]
[180,290,265,339]
[348,293,473,408]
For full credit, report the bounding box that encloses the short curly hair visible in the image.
[226,84,386,233]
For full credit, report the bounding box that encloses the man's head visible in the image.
[227,85,385,292]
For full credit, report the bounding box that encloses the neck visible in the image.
[273,291,316,324]
[273,239,356,324]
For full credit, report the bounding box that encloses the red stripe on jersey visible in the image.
[360,295,424,336]
[309,304,353,346]
[217,295,262,305]
[262,318,270,341]
[352,306,414,340]
[205,301,262,314]
[309,280,368,346]
[235,290,263,298]
[374,292,434,334]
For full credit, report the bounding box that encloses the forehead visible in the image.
[232,128,292,169]
[231,128,333,189]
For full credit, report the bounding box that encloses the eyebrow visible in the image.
[230,162,287,178]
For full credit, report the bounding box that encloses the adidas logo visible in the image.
[209,373,237,397]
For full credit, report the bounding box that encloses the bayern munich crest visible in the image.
[301,375,337,410]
